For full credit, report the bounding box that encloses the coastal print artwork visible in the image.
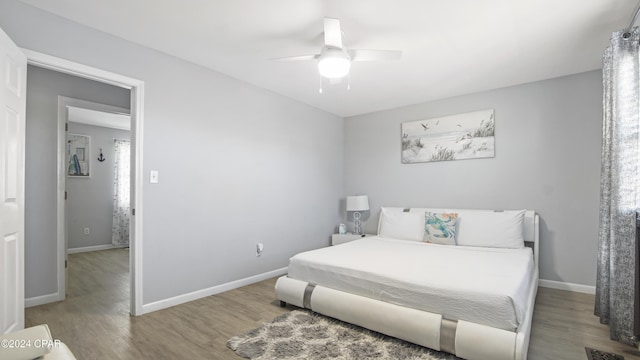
[401,109,495,163]
[67,134,91,177]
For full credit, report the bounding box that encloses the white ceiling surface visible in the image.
[20,0,635,117]
[68,106,131,131]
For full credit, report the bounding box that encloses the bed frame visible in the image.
[275,209,539,360]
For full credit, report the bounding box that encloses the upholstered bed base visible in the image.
[275,271,538,360]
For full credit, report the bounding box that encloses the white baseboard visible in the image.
[25,292,62,308]
[67,244,128,254]
[142,267,288,314]
[538,279,596,294]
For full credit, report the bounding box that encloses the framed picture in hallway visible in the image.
[67,134,91,177]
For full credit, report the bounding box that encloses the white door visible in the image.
[0,27,26,334]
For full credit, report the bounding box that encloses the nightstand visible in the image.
[331,233,373,246]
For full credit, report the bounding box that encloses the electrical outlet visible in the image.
[84,227,90,235]
[256,242,264,257]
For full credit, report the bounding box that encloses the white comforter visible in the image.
[288,236,535,331]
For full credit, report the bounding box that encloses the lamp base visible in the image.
[353,211,362,235]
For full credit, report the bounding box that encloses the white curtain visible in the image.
[112,139,130,246]
[596,27,639,346]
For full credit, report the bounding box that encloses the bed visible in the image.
[275,207,539,360]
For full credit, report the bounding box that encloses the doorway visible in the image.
[62,99,131,251]
[24,50,145,315]
[61,100,132,307]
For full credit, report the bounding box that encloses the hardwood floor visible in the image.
[26,249,288,359]
[530,288,640,360]
[26,249,640,359]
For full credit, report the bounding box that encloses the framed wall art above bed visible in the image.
[401,109,495,164]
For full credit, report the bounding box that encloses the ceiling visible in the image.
[19,0,636,117]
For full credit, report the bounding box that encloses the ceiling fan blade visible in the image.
[271,54,319,61]
[324,17,343,48]
[349,49,402,62]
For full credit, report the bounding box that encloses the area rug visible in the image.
[227,310,460,359]
[585,347,625,360]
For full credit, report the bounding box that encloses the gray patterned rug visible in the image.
[585,347,625,360]
[227,310,460,359]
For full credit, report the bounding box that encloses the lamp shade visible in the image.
[346,195,369,211]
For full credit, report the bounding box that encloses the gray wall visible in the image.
[344,70,602,287]
[2,1,343,303]
[25,65,130,298]
[67,122,130,250]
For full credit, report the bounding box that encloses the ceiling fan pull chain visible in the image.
[319,76,323,94]
[347,73,351,91]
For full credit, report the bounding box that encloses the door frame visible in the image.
[23,49,145,316]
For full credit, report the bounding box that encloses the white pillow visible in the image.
[377,207,404,234]
[455,209,525,249]
[409,207,448,214]
[378,207,425,241]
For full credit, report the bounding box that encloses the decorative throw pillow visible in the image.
[424,212,458,245]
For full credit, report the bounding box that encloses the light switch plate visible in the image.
[150,170,159,184]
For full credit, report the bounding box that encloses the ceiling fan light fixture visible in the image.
[317,48,351,78]
[272,18,401,83]
[318,57,351,78]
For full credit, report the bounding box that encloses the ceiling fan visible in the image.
[274,17,402,81]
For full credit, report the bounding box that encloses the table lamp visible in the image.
[346,195,369,235]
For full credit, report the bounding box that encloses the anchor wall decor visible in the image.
[97,148,105,162]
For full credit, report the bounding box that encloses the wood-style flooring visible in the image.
[25,249,640,359]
